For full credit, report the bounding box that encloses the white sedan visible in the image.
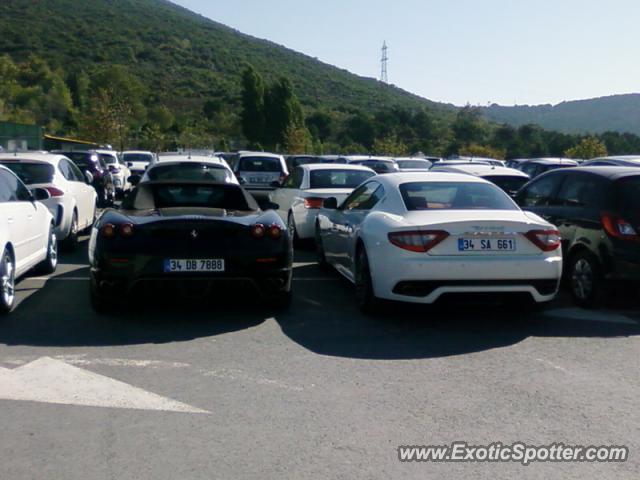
[269,164,376,241]
[0,153,98,250]
[121,150,157,176]
[315,172,563,313]
[0,165,57,313]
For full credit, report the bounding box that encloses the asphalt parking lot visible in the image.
[1,237,639,479]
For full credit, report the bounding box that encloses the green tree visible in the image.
[564,137,608,160]
[452,105,484,146]
[240,66,266,146]
[263,77,304,149]
[372,134,408,156]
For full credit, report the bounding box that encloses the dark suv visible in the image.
[515,167,640,307]
[54,150,115,207]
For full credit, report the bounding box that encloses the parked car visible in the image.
[395,158,433,171]
[454,156,506,167]
[518,158,578,179]
[0,153,98,249]
[95,150,131,198]
[344,157,399,174]
[121,150,157,176]
[580,156,640,168]
[54,150,115,207]
[316,172,562,313]
[515,166,640,307]
[135,158,238,185]
[429,163,530,197]
[234,152,288,199]
[89,181,293,312]
[286,155,324,171]
[0,165,57,313]
[270,164,376,242]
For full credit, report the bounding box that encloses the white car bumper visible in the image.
[369,243,562,304]
[292,209,320,239]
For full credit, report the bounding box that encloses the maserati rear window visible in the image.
[400,181,518,211]
[309,169,375,189]
[0,162,55,185]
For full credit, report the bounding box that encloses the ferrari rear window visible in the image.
[400,181,518,211]
[148,164,233,183]
[150,184,252,210]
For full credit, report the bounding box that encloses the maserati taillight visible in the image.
[303,197,324,209]
[45,187,65,197]
[524,230,561,251]
[388,230,449,252]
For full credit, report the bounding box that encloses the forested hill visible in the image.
[0,0,451,115]
[481,94,640,136]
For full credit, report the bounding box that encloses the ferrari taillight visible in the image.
[601,213,639,240]
[524,230,561,251]
[251,223,266,239]
[267,224,283,239]
[119,223,135,238]
[388,230,449,252]
[101,223,117,238]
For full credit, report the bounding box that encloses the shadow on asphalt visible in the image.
[1,245,639,357]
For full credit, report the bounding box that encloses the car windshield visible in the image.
[238,157,281,172]
[123,153,153,163]
[400,181,518,211]
[148,184,254,210]
[309,169,375,189]
[99,154,118,164]
[397,160,431,169]
[0,162,55,184]
[484,175,529,195]
[147,164,233,183]
[62,152,95,169]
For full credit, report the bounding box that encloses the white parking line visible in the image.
[0,357,209,413]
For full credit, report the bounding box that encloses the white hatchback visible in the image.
[270,164,376,241]
[0,153,98,249]
[316,172,563,313]
[0,165,57,313]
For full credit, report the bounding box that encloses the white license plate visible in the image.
[163,259,225,273]
[458,238,516,252]
[249,177,268,184]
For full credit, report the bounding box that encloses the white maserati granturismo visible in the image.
[315,172,563,313]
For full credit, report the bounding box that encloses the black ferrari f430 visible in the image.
[88,181,293,311]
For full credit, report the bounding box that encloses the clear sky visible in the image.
[173,0,640,107]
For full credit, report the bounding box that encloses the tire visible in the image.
[0,249,16,314]
[269,290,292,311]
[355,247,382,315]
[569,251,607,308]
[315,224,329,268]
[63,211,79,251]
[36,226,58,275]
[287,213,300,247]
